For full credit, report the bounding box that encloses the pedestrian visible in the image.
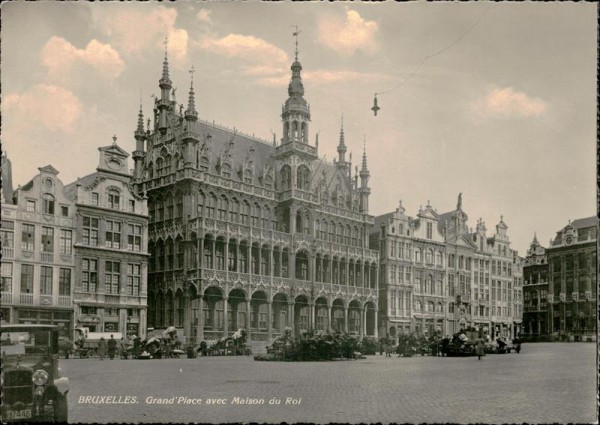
[200,340,208,357]
[97,337,107,360]
[119,338,128,359]
[475,334,486,361]
[107,334,117,360]
[132,336,141,359]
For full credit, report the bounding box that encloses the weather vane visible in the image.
[292,25,301,60]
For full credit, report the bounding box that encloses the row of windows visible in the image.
[90,189,136,212]
[314,220,363,247]
[81,258,142,295]
[2,224,73,255]
[82,216,142,251]
[1,263,71,296]
[26,194,70,217]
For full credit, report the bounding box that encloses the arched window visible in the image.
[415,249,422,263]
[156,157,164,177]
[296,165,310,190]
[281,165,292,190]
[218,196,228,220]
[264,174,273,189]
[415,300,422,312]
[426,249,434,264]
[243,169,253,184]
[252,203,260,227]
[221,163,231,179]
[240,200,250,225]
[426,275,433,294]
[436,251,443,266]
[165,194,173,219]
[197,192,205,217]
[42,194,55,215]
[199,156,209,173]
[206,193,217,218]
[147,162,154,179]
[175,192,183,218]
[230,198,239,222]
[164,155,172,174]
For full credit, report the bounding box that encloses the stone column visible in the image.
[222,296,229,337]
[309,302,315,330]
[267,300,273,343]
[344,305,349,333]
[224,240,229,275]
[198,237,204,269]
[288,301,295,335]
[374,308,379,338]
[183,294,192,345]
[327,304,332,331]
[196,296,204,342]
[359,307,365,338]
[361,262,365,287]
[245,298,252,341]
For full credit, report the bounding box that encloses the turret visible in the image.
[281,28,310,144]
[132,103,146,180]
[183,66,200,167]
[359,139,371,214]
[157,39,172,134]
[336,115,351,177]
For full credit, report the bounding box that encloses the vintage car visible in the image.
[1,324,69,422]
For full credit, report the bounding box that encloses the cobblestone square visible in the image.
[64,342,596,424]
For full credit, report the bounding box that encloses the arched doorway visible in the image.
[228,288,247,332]
[203,286,225,340]
[294,295,309,334]
[315,297,329,332]
[332,299,345,332]
[251,291,269,338]
[365,301,376,336]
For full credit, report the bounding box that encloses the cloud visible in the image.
[196,9,212,25]
[4,84,83,133]
[199,33,288,66]
[198,33,290,84]
[475,87,546,118]
[93,7,189,63]
[41,37,125,81]
[318,10,379,57]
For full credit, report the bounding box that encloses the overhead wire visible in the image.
[374,5,493,98]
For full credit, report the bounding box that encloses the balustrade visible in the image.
[1,292,13,304]
[2,247,14,259]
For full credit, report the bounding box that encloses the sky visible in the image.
[1,2,596,255]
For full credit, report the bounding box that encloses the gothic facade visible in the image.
[373,196,524,339]
[134,47,379,344]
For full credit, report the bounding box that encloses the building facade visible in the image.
[65,141,149,338]
[373,195,523,339]
[546,217,597,340]
[0,165,76,337]
[134,45,379,344]
[522,234,549,338]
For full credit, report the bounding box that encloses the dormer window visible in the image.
[26,200,36,212]
[426,222,433,239]
[92,192,99,206]
[222,164,231,179]
[108,189,120,210]
[42,194,55,215]
[264,174,273,189]
[243,169,252,184]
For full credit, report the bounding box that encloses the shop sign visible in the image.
[78,314,101,324]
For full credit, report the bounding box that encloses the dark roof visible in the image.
[437,210,456,233]
[551,215,598,246]
[372,212,394,231]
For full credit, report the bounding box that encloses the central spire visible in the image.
[281,26,310,145]
[337,114,347,163]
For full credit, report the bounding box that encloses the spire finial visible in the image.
[185,65,198,121]
[361,136,368,172]
[112,134,117,146]
[292,25,301,61]
[161,35,171,82]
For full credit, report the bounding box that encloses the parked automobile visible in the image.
[1,324,69,422]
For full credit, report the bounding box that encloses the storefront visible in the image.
[14,308,73,338]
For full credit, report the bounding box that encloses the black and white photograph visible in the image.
[0,2,597,424]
